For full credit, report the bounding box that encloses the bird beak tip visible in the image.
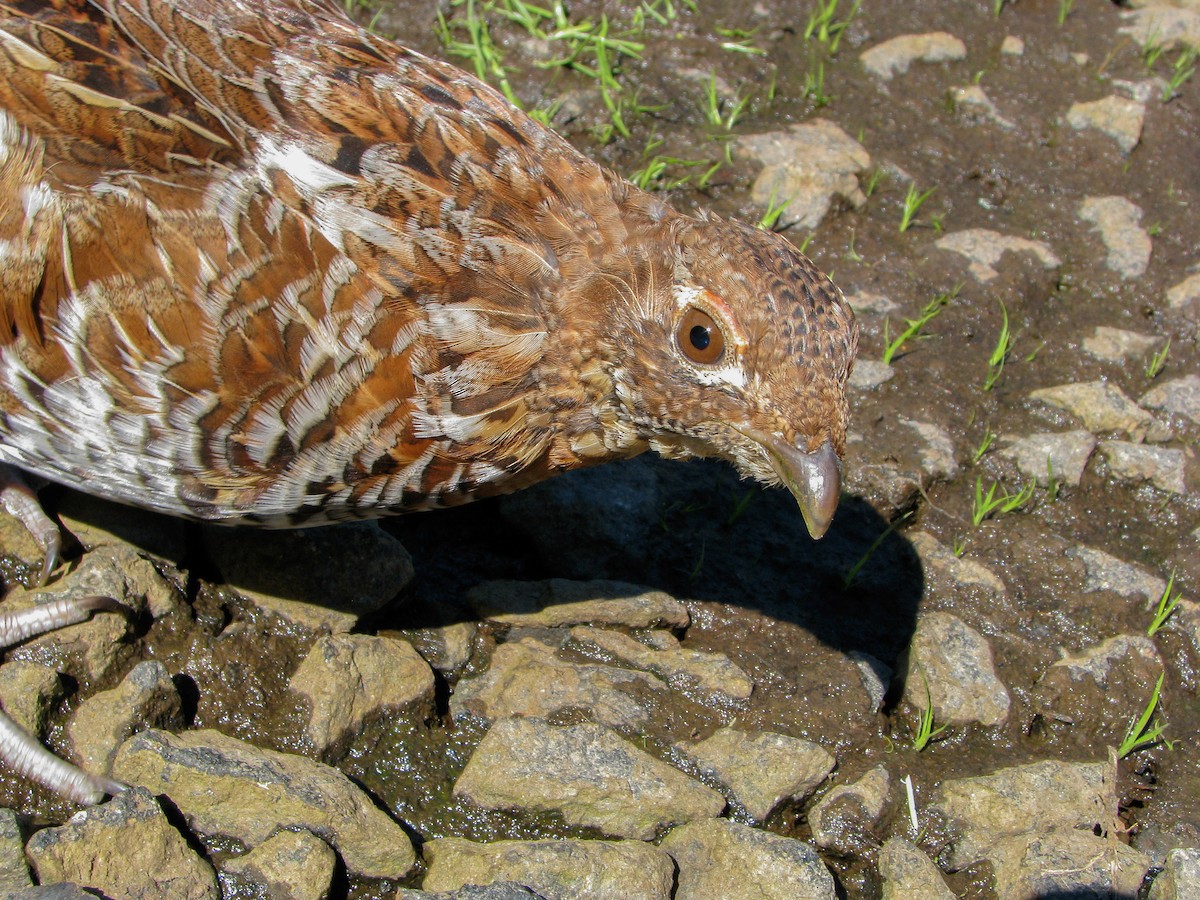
[763,437,842,540]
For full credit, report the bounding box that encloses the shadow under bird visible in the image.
[0,0,858,803]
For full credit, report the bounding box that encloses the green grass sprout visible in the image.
[802,61,830,107]
[726,486,758,526]
[899,183,936,232]
[972,428,997,464]
[972,477,1035,526]
[717,26,766,56]
[757,188,795,231]
[911,666,948,751]
[1117,673,1171,757]
[1147,571,1183,637]
[803,0,860,54]
[1146,337,1170,379]
[983,301,1012,391]
[842,510,913,590]
[881,290,952,364]
[864,167,884,197]
[1164,47,1198,102]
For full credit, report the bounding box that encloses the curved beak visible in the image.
[761,437,842,539]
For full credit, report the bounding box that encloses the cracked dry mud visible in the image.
[1,1,1198,898]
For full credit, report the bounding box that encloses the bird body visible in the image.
[0,0,858,804]
[0,0,857,540]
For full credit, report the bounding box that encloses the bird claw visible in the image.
[1,594,133,804]
[0,464,64,585]
[0,709,128,805]
[38,530,62,588]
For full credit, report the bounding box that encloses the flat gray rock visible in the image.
[569,626,752,701]
[1083,326,1160,363]
[1050,634,1162,686]
[111,728,415,880]
[902,610,1009,727]
[909,532,1007,600]
[1066,544,1166,604]
[397,600,479,676]
[451,637,664,728]
[453,718,725,840]
[989,829,1150,898]
[3,554,141,683]
[879,837,955,900]
[55,492,189,571]
[1030,380,1162,441]
[25,786,219,900]
[0,660,61,738]
[220,829,337,900]
[860,32,967,80]
[848,359,895,390]
[290,633,435,757]
[998,430,1096,487]
[1166,272,1200,314]
[398,886,545,900]
[734,120,870,230]
[1150,847,1200,900]
[1119,5,1200,49]
[1036,635,1165,734]
[0,808,30,893]
[845,290,897,316]
[809,765,890,855]
[662,818,836,900]
[1142,375,1200,426]
[1078,196,1152,278]
[935,229,1060,282]
[203,521,414,633]
[1099,441,1189,494]
[677,727,835,822]
[421,837,674,900]
[949,84,1015,128]
[1067,95,1145,153]
[899,418,958,480]
[934,758,1117,869]
[66,659,183,775]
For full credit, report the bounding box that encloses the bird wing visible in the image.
[0,0,566,522]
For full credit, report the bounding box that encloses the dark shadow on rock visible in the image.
[40,453,923,670]
[383,454,924,669]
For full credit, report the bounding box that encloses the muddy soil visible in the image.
[1,1,1198,898]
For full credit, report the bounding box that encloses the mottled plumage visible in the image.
[0,0,857,802]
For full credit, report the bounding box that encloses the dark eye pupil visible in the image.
[689,325,711,351]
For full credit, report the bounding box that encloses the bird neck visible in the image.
[536,188,677,473]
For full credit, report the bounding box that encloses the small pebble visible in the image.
[860,33,967,81]
[1067,95,1145,154]
[1078,196,1152,278]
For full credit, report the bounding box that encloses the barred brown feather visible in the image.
[0,0,857,800]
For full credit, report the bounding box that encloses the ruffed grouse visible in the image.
[0,0,858,803]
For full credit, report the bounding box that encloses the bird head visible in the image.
[605,214,858,539]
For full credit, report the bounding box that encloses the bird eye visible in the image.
[676,306,725,365]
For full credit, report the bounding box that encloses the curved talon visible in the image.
[38,530,62,587]
[0,709,126,805]
[0,465,64,585]
[75,595,132,618]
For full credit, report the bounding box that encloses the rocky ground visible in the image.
[2,0,1199,898]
